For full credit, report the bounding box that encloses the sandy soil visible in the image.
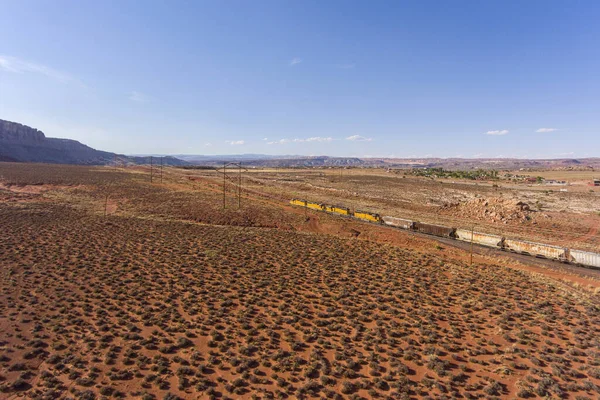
[1,162,599,400]
[219,168,600,252]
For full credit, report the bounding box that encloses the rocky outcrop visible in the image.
[0,119,188,166]
[440,197,534,224]
[0,119,114,164]
[0,120,46,143]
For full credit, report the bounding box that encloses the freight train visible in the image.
[290,199,600,269]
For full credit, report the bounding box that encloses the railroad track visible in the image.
[412,229,600,279]
[290,199,600,271]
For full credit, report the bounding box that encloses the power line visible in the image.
[216,162,248,209]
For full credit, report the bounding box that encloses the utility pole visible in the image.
[150,156,153,183]
[238,162,242,209]
[217,162,247,210]
[470,225,475,267]
[103,181,112,218]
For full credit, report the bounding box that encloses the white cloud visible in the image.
[267,139,290,145]
[485,130,509,136]
[346,134,372,142]
[225,140,245,145]
[267,136,333,145]
[289,57,302,66]
[0,54,84,87]
[204,143,212,147]
[304,136,333,142]
[129,91,153,103]
[262,137,268,141]
[536,128,557,133]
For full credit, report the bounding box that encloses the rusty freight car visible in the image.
[455,229,504,248]
[382,216,415,230]
[503,238,569,261]
[413,222,456,238]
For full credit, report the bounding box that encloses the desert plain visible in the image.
[1,162,599,399]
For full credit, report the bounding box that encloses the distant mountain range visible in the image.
[1,119,598,170]
[0,119,188,166]
[175,154,300,162]
[177,155,600,170]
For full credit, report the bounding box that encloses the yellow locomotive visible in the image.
[324,205,351,216]
[306,201,325,211]
[290,199,382,223]
[290,199,307,207]
[353,210,383,223]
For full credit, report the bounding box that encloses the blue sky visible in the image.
[1,1,599,158]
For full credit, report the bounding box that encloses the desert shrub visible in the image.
[341,381,356,394]
[588,368,600,379]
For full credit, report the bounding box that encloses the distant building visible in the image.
[593,178,600,186]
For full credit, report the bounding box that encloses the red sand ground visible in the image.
[1,163,599,400]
